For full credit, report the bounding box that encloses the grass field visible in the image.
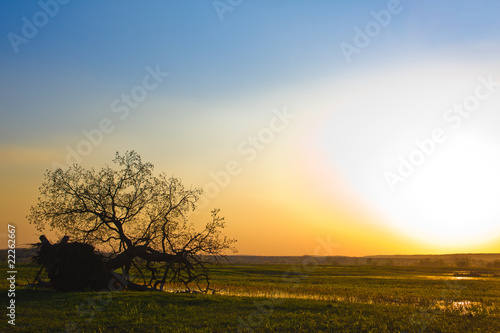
[2,263,500,332]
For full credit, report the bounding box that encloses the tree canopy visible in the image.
[28,151,236,292]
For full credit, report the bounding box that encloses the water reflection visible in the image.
[435,300,487,315]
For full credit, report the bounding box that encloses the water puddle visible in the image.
[160,284,497,316]
[212,290,496,316]
[434,300,489,315]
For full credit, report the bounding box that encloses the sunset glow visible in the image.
[1,1,500,256]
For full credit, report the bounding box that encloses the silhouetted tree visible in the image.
[28,151,236,292]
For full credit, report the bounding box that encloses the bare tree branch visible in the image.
[28,151,237,292]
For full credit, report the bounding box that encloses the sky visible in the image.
[1,0,500,256]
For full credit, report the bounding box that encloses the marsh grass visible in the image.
[1,264,499,332]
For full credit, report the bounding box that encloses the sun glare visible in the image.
[399,134,500,245]
[313,60,500,249]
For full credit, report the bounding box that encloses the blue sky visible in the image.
[2,1,499,136]
[2,0,500,254]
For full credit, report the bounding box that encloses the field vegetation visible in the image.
[2,262,499,332]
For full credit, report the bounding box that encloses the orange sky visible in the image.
[2,135,499,256]
[2,2,500,256]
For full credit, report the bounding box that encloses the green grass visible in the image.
[1,264,500,332]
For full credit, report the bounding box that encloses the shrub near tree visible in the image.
[28,151,236,292]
